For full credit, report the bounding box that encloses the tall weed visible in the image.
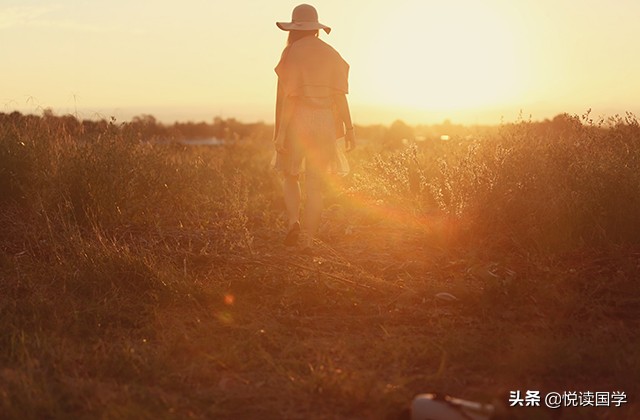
[350,113,640,251]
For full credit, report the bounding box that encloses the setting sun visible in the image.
[362,1,524,111]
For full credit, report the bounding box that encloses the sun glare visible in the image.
[363,1,523,112]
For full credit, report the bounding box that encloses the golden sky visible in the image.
[2,0,639,125]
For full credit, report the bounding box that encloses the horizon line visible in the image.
[3,103,638,127]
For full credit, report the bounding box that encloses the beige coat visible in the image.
[275,36,349,97]
[274,36,350,140]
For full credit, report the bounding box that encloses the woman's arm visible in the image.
[334,93,355,152]
[274,90,295,154]
[274,81,283,142]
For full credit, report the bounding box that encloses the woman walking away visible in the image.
[272,4,356,252]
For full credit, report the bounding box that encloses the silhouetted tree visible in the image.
[383,119,414,150]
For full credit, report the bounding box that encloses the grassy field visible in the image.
[1,111,639,419]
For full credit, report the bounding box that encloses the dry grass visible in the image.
[1,111,639,419]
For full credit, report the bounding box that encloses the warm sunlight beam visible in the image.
[362,1,525,111]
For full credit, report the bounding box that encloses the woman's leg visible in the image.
[302,169,324,248]
[283,174,301,228]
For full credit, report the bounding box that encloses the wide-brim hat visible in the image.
[276,4,331,34]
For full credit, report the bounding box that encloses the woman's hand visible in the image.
[274,132,287,154]
[334,94,355,152]
[345,128,356,152]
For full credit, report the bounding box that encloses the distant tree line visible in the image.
[0,110,272,144]
[1,109,615,148]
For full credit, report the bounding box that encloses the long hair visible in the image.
[287,30,319,46]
